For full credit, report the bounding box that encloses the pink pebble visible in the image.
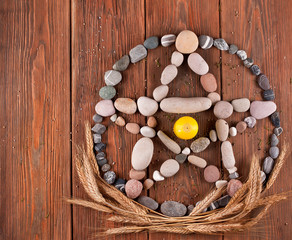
[204,165,220,183]
[125,179,143,199]
[227,179,243,197]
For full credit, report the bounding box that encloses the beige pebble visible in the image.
[115,116,126,127]
[175,30,199,54]
[188,155,207,168]
[215,180,228,189]
[200,73,217,92]
[157,130,181,154]
[147,116,157,128]
[214,101,233,119]
[160,159,180,177]
[171,51,184,67]
[153,85,169,102]
[143,179,154,190]
[126,123,140,134]
[209,130,217,142]
[221,141,236,170]
[236,121,247,133]
[140,126,156,138]
[215,119,229,141]
[129,169,146,180]
[188,53,209,75]
[114,98,137,114]
[207,92,221,105]
[231,98,250,112]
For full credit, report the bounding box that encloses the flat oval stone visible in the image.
[153,170,165,181]
[257,74,270,90]
[114,98,137,114]
[161,201,187,217]
[126,123,140,134]
[188,155,207,168]
[160,159,180,177]
[175,30,198,54]
[95,100,115,117]
[125,179,143,199]
[236,121,247,133]
[231,98,250,112]
[263,156,274,174]
[190,137,210,153]
[129,169,146,180]
[143,179,154,190]
[113,55,130,71]
[157,130,181,154]
[214,101,233,119]
[175,153,187,164]
[99,85,116,100]
[104,70,122,86]
[270,112,280,127]
[270,134,279,146]
[140,126,156,138]
[250,101,277,119]
[229,127,237,137]
[103,171,116,185]
[243,58,254,68]
[129,44,147,63]
[250,65,261,75]
[263,89,275,101]
[227,179,243,197]
[200,73,217,92]
[221,141,236,170]
[215,119,229,141]
[115,116,125,127]
[213,38,229,50]
[188,53,209,75]
[171,51,184,67]
[244,116,257,128]
[199,35,213,49]
[137,96,158,116]
[147,116,157,128]
[160,97,212,114]
[228,44,238,54]
[137,196,159,210]
[153,85,169,102]
[161,64,178,85]
[131,137,154,170]
[143,36,159,49]
[182,147,191,155]
[161,34,176,47]
[209,129,217,142]
[207,92,221,105]
[236,50,247,60]
[204,165,220,183]
[269,146,279,159]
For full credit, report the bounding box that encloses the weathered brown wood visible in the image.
[0,0,71,239]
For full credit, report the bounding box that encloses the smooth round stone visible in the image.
[129,169,146,180]
[113,55,130,71]
[143,36,159,49]
[182,147,191,155]
[125,179,143,199]
[270,134,279,146]
[110,114,117,122]
[228,44,238,54]
[236,121,247,133]
[153,170,165,181]
[263,156,274,174]
[171,51,184,67]
[157,130,181,154]
[131,137,154,170]
[244,116,256,128]
[188,155,207,168]
[129,44,147,63]
[93,134,101,144]
[204,165,220,183]
[231,98,250,112]
[274,127,283,136]
[114,178,126,192]
[161,201,187,217]
[140,126,156,138]
[115,116,126,127]
[137,96,158,116]
[161,64,178,85]
[215,180,228,189]
[216,119,229,141]
[137,196,159,210]
[236,50,247,60]
[200,73,217,92]
[229,127,237,137]
[101,163,111,172]
[99,86,116,100]
[160,97,212,114]
[207,92,221,105]
[250,101,277,119]
[103,171,116,185]
[160,159,180,177]
[261,171,266,183]
[250,65,261,75]
[153,85,169,102]
[187,53,209,75]
[175,153,187,164]
[270,112,280,127]
[143,179,154,190]
[95,100,115,117]
[187,205,195,215]
[161,34,176,47]
[175,30,199,54]
[190,137,210,153]
[221,141,236,170]
[263,89,275,101]
[126,123,140,134]
[227,179,243,197]
[199,35,213,49]
[93,114,103,123]
[147,116,157,128]
[92,123,106,134]
[269,146,279,159]
[229,171,239,179]
[214,101,233,119]
[209,129,217,142]
[257,74,270,90]
[104,70,122,86]
[97,158,107,167]
[213,38,229,51]
[114,98,137,114]
[96,152,106,161]
[243,58,254,68]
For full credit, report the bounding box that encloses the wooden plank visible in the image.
[220,0,292,239]
[0,0,71,239]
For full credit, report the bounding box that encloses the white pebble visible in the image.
[227,166,238,174]
[182,147,191,155]
[260,171,266,183]
[209,130,217,142]
[229,127,237,137]
[140,126,156,138]
[110,114,117,122]
[171,51,184,67]
[153,170,165,181]
[215,180,228,189]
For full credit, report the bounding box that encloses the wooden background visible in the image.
[1,0,291,239]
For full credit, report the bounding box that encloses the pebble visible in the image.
[103,171,116,185]
[157,130,181,154]
[137,196,159,210]
[160,64,178,85]
[96,152,105,161]
[93,114,103,123]
[204,165,220,183]
[97,158,107,167]
[216,195,231,207]
[229,127,237,137]
[143,179,154,190]
[113,55,130,71]
[93,134,101,144]
[125,179,143,199]
[209,129,217,142]
[110,114,117,122]
[221,141,236,170]
[114,178,126,193]
[147,116,157,128]
[250,65,261,75]
[263,156,274,174]
[250,101,277,119]
[175,30,198,54]
[243,58,254,68]
[140,126,156,138]
[137,96,158,116]
[131,137,154,170]
[171,51,184,67]
[129,169,146,180]
[227,167,238,174]
[160,97,212,113]
[99,86,116,100]
[213,38,229,50]
[270,112,280,127]
[215,119,229,141]
[143,36,159,49]
[95,100,115,117]
[188,155,207,168]
[101,163,111,172]
[231,98,250,112]
[257,74,270,90]
[161,34,176,47]
[187,205,195,215]
[182,147,191,155]
[187,53,209,75]
[215,180,228,189]
[195,201,208,213]
[236,50,247,60]
[207,92,221,105]
[244,116,256,128]
[198,35,213,49]
[95,142,106,152]
[270,134,279,146]
[175,153,187,164]
[160,159,180,177]
[229,171,239,179]
[115,116,126,127]
[92,123,106,134]
[227,179,243,197]
[114,98,137,114]
[153,170,165,181]
[274,127,283,136]
[214,101,233,119]
[200,73,217,92]
[129,44,147,63]
[126,123,140,134]
[261,171,266,183]
[236,121,247,133]
[263,89,275,101]
[161,201,187,217]
[153,85,169,102]
[190,137,210,153]
[104,70,122,86]
[228,44,238,54]
[269,146,279,159]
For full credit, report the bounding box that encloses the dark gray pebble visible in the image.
[161,34,176,47]
[213,38,229,51]
[244,116,257,128]
[208,202,219,211]
[274,127,283,136]
[99,85,116,100]
[137,196,159,210]
[270,134,279,146]
[228,44,238,54]
[95,142,106,152]
[250,65,261,75]
[160,201,187,217]
[199,35,213,49]
[187,204,194,215]
[269,146,279,159]
[243,58,254,68]
[236,50,247,60]
[229,171,239,179]
[175,153,187,164]
[93,133,101,144]
[91,123,106,134]
[144,36,159,49]
[216,195,231,207]
[96,152,106,160]
[114,178,126,192]
[263,156,274,174]
[270,112,280,127]
[101,163,111,172]
[93,114,103,123]
[103,171,116,185]
[129,44,147,63]
[257,74,270,90]
[97,158,108,167]
[113,55,130,71]
[263,89,275,101]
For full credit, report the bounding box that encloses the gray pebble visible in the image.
[229,171,239,179]
[93,114,103,123]
[263,89,275,101]
[99,86,116,100]
[129,44,147,63]
[96,152,106,161]
[104,70,122,86]
[216,195,231,207]
[161,34,176,47]
[198,35,213,49]
[263,156,274,174]
[261,171,266,183]
[243,58,254,68]
[270,134,279,146]
[113,55,130,71]
[144,36,159,49]
[97,158,108,167]
[208,202,218,211]
[103,171,116,185]
[269,146,279,159]
[244,116,256,128]
[160,201,187,217]
[101,163,111,172]
[95,142,106,152]
[236,50,247,60]
[187,204,194,215]
[195,201,208,212]
[270,111,280,127]
[250,65,261,75]
[114,178,126,192]
[274,127,283,136]
[137,196,159,210]
[92,123,106,134]
[213,38,229,51]
[257,74,270,90]
[190,137,210,153]
[93,133,101,144]
[175,153,187,164]
[228,44,238,54]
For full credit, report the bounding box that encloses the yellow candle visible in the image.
[173,116,198,140]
